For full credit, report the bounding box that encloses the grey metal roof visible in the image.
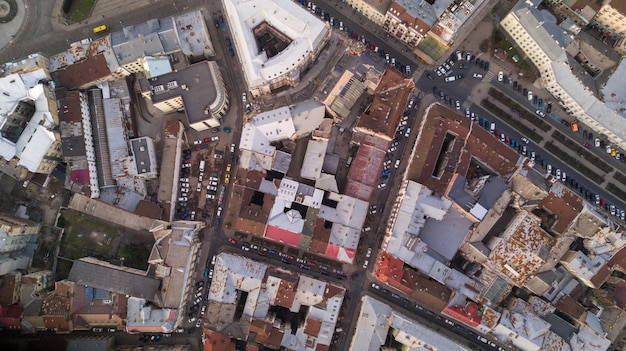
[145,61,220,124]
[111,18,178,65]
[68,257,160,301]
[512,0,576,61]
[130,137,153,175]
[477,177,509,209]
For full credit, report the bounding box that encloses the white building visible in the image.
[500,0,626,150]
[350,296,473,351]
[222,0,331,96]
[0,57,62,175]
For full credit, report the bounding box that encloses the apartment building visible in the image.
[140,61,229,131]
[0,55,64,175]
[382,0,439,48]
[500,0,626,151]
[592,0,626,38]
[343,0,392,25]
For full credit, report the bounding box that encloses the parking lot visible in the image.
[176,133,237,223]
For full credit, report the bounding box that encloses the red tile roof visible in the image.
[0,303,21,330]
[55,54,112,90]
[415,104,520,195]
[354,67,414,141]
[539,185,584,234]
[443,302,482,327]
[203,329,236,351]
[265,225,302,246]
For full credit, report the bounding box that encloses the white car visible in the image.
[535,110,545,118]
[520,137,529,144]
[527,91,533,101]
[195,319,202,328]
[404,127,411,138]
[472,73,483,79]
[455,101,461,110]
[377,183,387,189]
[242,92,247,102]
[362,260,369,269]
[595,138,601,147]
[546,164,552,175]
[366,248,372,258]
[394,159,400,168]
[498,71,503,82]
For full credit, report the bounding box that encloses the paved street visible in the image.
[4,0,626,350]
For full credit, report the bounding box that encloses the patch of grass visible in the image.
[607,183,626,200]
[417,35,449,61]
[614,172,626,187]
[552,130,613,173]
[544,142,603,184]
[68,0,97,22]
[118,243,150,270]
[488,88,552,132]
[58,209,117,260]
[480,99,543,143]
[486,29,540,82]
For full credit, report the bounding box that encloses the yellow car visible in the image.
[224,174,230,184]
[226,163,231,172]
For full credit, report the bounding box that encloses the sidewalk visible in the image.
[0,0,26,52]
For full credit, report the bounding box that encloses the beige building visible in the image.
[343,0,392,25]
[382,0,438,48]
[501,0,626,151]
[592,0,626,38]
[140,61,229,131]
[110,10,215,75]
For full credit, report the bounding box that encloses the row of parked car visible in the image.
[473,111,626,221]
[430,50,488,80]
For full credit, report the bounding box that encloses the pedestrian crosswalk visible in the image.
[483,71,495,83]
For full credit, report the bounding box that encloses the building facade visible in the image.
[592,0,626,38]
[500,0,626,151]
[140,61,229,131]
[343,0,392,25]
[383,0,436,48]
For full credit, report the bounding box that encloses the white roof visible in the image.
[208,253,267,304]
[300,139,328,180]
[223,0,329,90]
[143,56,173,78]
[317,192,369,229]
[290,100,326,135]
[570,325,611,351]
[350,296,475,351]
[240,106,295,156]
[126,297,177,331]
[268,198,306,233]
[13,84,57,172]
[385,182,453,266]
[350,296,392,351]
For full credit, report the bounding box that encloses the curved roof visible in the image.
[223,0,329,89]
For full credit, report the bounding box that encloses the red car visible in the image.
[583,142,591,149]
[202,138,211,143]
[228,237,237,245]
